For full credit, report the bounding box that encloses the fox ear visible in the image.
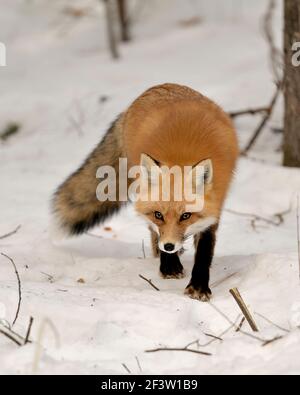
[140,153,160,170]
[140,153,161,182]
[192,158,213,186]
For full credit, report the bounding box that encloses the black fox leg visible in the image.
[185,224,218,301]
[160,251,184,279]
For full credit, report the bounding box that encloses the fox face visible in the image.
[135,154,218,253]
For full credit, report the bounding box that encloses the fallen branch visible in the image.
[135,356,142,373]
[41,272,54,283]
[211,271,238,288]
[0,323,31,347]
[273,198,294,225]
[186,316,240,350]
[229,107,269,118]
[209,303,287,347]
[0,225,21,240]
[225,208,281,229]
[25,317,34,344]
[225,200,293,230]
[0,328,23,346]
[1,253,22,326]
[139,274,160,291]
[0,122,21,142]
[230,288,259,332]
[145,347,211,356]
[122,363,131,374]
[209,302,263,342]
[262,336,284,347]
[199,320,238,347]
[236,317,246,332]
[204,333,223,342]
[241,81,282,155]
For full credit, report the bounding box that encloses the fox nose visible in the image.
[164,243,175,252]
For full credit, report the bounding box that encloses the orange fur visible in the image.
[125,83,238,219]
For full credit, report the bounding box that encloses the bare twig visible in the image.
[273,199,294,225]
[0,328,22,346]
[184,339,200,349]
[0,122,21,142]
[255,312,290,333]
[225,208,281,227]
[0,319,33,347]
[229,107,269,118]
[25,317,34,344]
[230,288,259,332]
[242,81,282,155]
[0,225,21,240]
[204,333,223,342]
[209,302,263,342]
[209,304,287,346]
[139,274,160,291]
[262,336,284,347]
[192,316,241,349]
[1,253,22,326]
[211,272,238,288]
[145,347,211,356]
[263,0,283,83]
[122,363,131,374]
[135,356,142,373]
[225,200,293,230]
[41,272,54,283]
[141,239,146,259]
[236,317,246,332]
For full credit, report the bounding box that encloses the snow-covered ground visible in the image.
[1,0,300,375]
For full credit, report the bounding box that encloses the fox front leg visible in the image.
[160,251,185,279]
[149,227,184,279]
[185,224,218,301]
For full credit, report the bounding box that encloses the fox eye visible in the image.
[154,211,164,221]
[180,212,192,221]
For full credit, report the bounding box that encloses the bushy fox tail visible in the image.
[52,115,126,236]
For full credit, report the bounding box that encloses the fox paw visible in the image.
[161,270,185,279]
[184,285,212,302]
[160,258,185,279]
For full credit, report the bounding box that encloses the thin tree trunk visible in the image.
[103,0,119,60]
[283,0,300,167]
[117,0,130,42]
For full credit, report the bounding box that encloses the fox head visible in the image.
[135,154,219,253]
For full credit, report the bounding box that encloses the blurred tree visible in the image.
[283,0,300,167]
[103,0,131,59]
[103,0,119,59]
[117,0,130,42]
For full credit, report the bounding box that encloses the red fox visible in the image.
[53,83,239,301]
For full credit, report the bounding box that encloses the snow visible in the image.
[0,0,300,375]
